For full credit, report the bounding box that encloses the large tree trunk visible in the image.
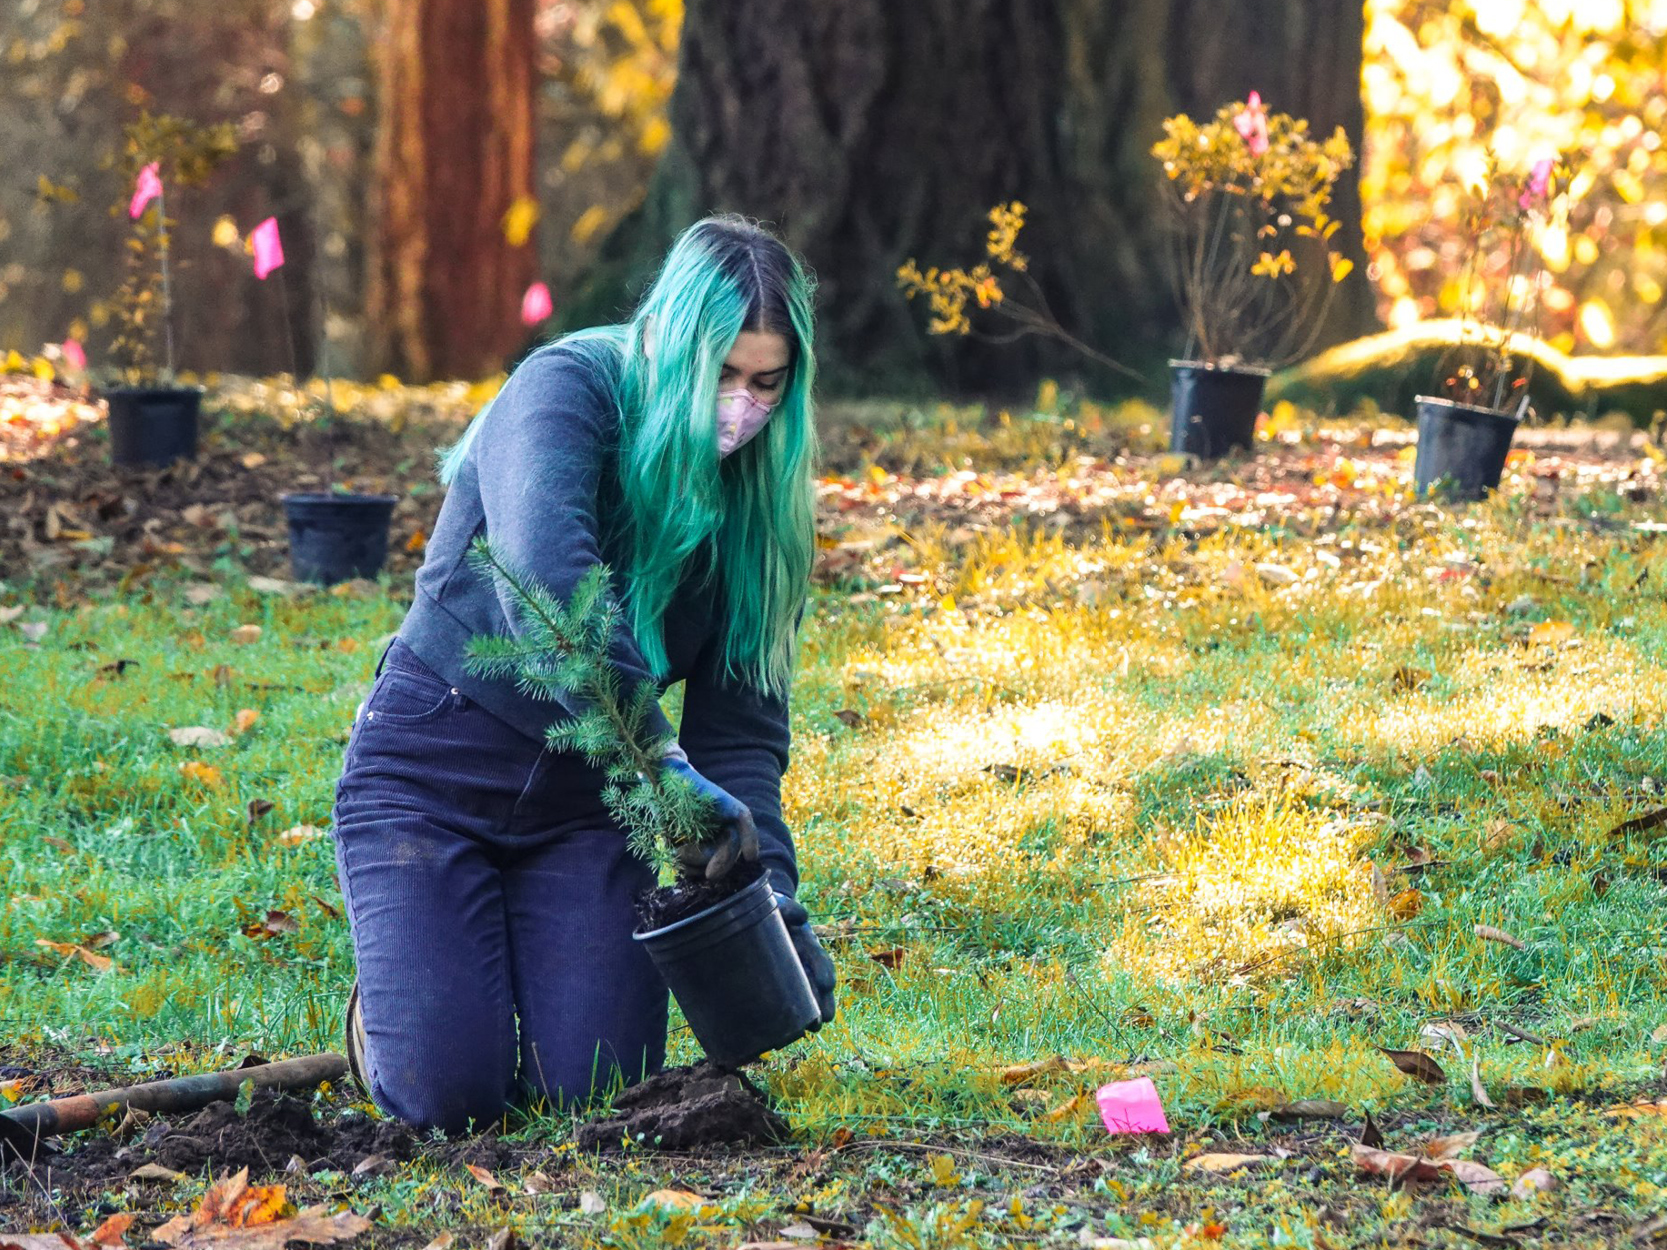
[366,0,538,381]
[567,0,1371,397]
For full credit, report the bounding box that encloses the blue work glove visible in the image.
[770,876,837,1028]
[660,748,759,880]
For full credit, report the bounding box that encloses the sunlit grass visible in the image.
[3,408,1667,1245]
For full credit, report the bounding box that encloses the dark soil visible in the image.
[575,1062,788,1153]
[11,1090,418,1193]
[635,860,762,932]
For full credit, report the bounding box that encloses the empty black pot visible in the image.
[104,386,203,467]
[1168,361,1270,459]
[1412,396,1519,500]
[281,492,398,585]
[635,874,821,1069]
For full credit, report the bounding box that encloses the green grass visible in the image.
[3,402,1667,1247]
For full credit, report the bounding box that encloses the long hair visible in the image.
[440,215,818,698]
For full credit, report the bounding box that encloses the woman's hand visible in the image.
[773,890,837,1027]
[660,753,760,879]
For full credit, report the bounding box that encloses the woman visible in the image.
[331,215,836,1134]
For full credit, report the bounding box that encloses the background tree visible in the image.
[363,0,539,381]
[563,0,1373,397]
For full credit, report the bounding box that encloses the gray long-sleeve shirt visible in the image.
[397,339,799,890]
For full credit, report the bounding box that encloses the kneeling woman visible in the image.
[331,216,836,1132]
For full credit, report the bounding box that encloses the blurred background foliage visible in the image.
[4,0,1667,382]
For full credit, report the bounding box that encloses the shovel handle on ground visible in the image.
[0,1052,348,1157]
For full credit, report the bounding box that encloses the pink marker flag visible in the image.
[520,280,553,326]
[129,161,162,220]
[1234,91,1270,157]
[61,338,87,372]
[1096,1077,1171,1135]
[251,217,285,279]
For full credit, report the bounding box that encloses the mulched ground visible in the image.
[3,373,1658,602]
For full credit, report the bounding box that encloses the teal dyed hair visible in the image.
[439,215,818,697]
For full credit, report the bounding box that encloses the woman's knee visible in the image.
[372,1059,514,1135]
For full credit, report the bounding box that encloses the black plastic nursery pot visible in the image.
[635,873,821,1069]
[103,386,203,468]
[1412,395,1519,500]
[280,492,399,586]
[1168,361,1270,459]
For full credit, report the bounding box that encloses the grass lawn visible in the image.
[2,383,1666,1247]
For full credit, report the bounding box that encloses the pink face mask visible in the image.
[716,387,776,457]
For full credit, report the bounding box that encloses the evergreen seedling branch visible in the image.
[464,538,713,871]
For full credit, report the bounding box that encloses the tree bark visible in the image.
[366,0,538,381]
[567,0,1372,397]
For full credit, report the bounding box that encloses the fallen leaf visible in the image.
[577,1190,606,1214]
[350,1156,391,1177]
[484,1230,513,1250]
[35,938,113,973]
[1255,562,1298,586]
[232,709,259,735]
[1270,1100,1348,1121]
[1527,620,1574,645]
[19,620,49,642]
[1608,807,1667,838]
[1604,1099,1667,1119]
[1417,1131,1480,1161]
[465,1164,504,1192]
[1470,1056,1498,1110]
[240,452,268,470]
[866,947,905,969]
[229,624,263,644]
[277,825,326,846]
[832,708,865,728]
[1379,1047,1447,1085]
[246,799,274,823]
[246,576,296,595]
[130,1163,190,1183]
[1651,1024,1667,1045]
[169,726,232,748]
[1042,1092,1084,1122]
[1360,1111,1385,1149]
[1446,1159,1507,1196]
[418,1237,454,1250]
[90,1213,136,1246]
[1184,1152,1277,1174]
[185,584,222,605]
[777,1225,820,1242]
[1387,887,1423,919]
[179,761,225,789]
[1511,1167,1558,1198]
[1352,1145,1504,1195]
[999,1056,1066,1085]
[1475,924,1526,950]
[645,1189,707,1210]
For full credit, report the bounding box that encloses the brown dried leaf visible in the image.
[999,1056,1066,1085]
[465,1164,504,1192]
[645,1189,707,1210]
[1416,1130,1480,1161]
[1609,807,1667,839]
[228,624,262,645]
[1527,620,1574,645]
[1184,1152,1277,1174]
[1378,1047,1447,1085]
[832,709,865,728]
[1470,1056,1498,1110]
[153,1208,371,1249]
[1387,887,1423,919]
[1270,1099,1349,1121]
[1474,924,1526,950]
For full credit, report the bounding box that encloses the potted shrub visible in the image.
[466,539,822,1069]
[1150,93,1355,457]
[99,113,238,468]
[1413,157,1566,500]
[280,410,399,586]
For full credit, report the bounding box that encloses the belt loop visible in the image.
[373,636,398,678]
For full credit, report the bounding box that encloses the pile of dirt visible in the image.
[576,1063,789,1153]
[13,1090,417,1193]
